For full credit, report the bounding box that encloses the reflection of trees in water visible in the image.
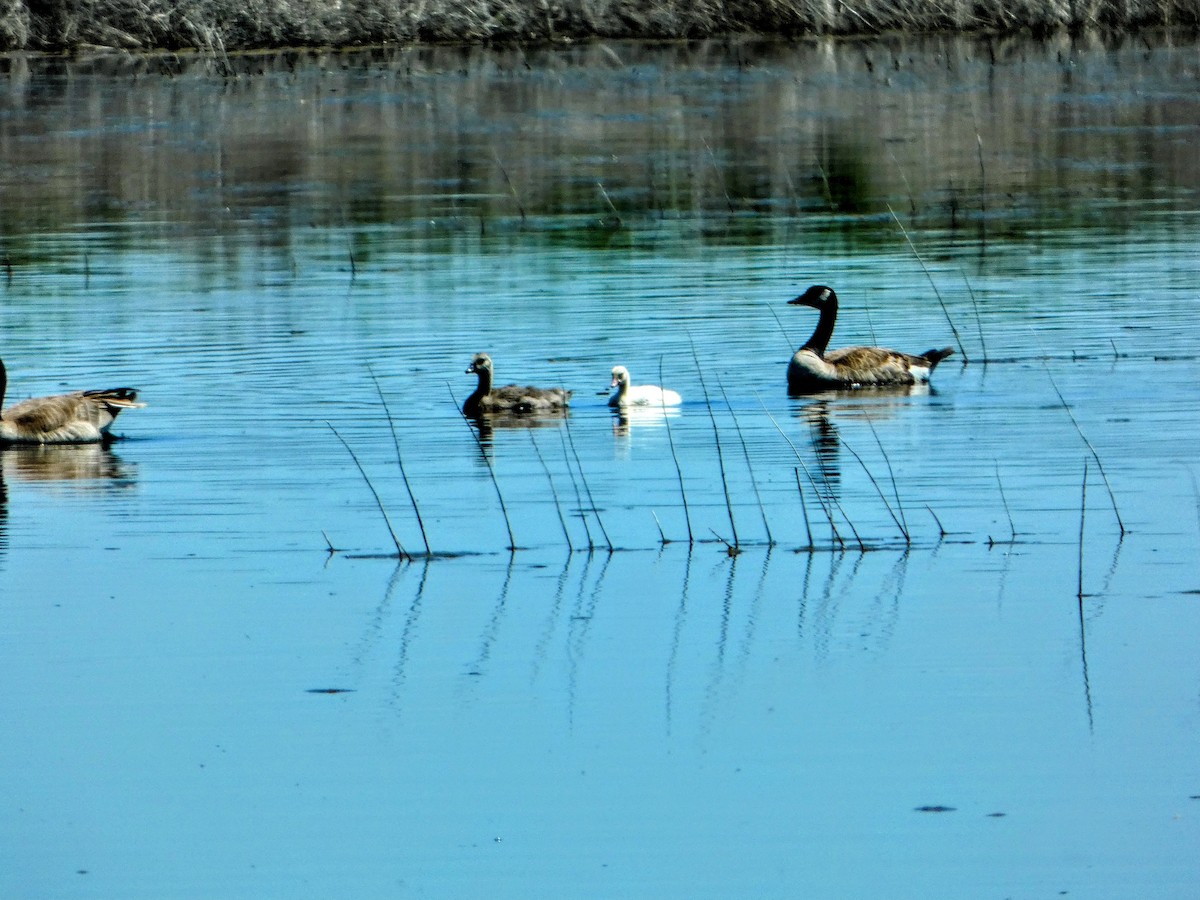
[3,37,1192,259]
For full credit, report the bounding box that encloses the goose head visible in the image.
[788,285,837,310]
[466,352,493,376]
[610,365,630,390]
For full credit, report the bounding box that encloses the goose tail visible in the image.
[920,348,954,370]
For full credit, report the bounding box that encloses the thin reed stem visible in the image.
[926,505,947,539]
[595,182,623,228]
[494,152,527,222]
[757,396,846,549]
[794,467,814,548]
[865,418,909,542]
[690,336,738,549]
[558,429,595,551]
[529,430,573,552]
[961,270,989,363]
[886,204,968,362]
[994,460,1016,545]
[1044,367,1126,537]
[709,528,740,556]
[976,131,987,225]
[369,366,431,556]
[651,510,669,546]
[327,422,410,561]
[840,433,907,543]
[768,304,795,350]
[564,413,613,552]
[701,138,735,214]
[1078,458,1088,600]
[448,385,518,551]
[321,529,338,554]
[718,380,773,545]
[660,355,693,545]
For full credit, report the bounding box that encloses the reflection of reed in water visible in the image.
[0,444,136,489]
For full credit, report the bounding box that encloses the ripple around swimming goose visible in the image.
[462,352,571,417]
[785,285,954,394]
[0,358,146,445]
[607,365,682,408]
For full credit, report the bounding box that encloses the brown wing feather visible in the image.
[4,394,87,433]
[481,385,571,413]
[825,346,927,385]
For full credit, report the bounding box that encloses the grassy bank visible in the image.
[1,0,1197,52]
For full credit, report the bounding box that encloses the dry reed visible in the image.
[328,422,410,560]
[6,1,1197,53]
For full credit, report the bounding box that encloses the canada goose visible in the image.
[463,352,571,416]
[0,358,145,444]
[786,285,954,393]
[608,365,682,408]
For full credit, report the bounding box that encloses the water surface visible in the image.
[2,35,1199,899]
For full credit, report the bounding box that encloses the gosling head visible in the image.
[466,352,493,375]
[788,285,836,310]
[610,365,630,389]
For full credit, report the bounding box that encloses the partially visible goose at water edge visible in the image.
[463,352,571,417]
[608,365,682,408]
[786,285,954,393]
[0,358,146,445]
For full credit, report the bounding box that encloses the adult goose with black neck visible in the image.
[786,285,954,394]
[0,358,145,444]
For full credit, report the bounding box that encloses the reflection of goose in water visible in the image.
[793,389,930,499]
[611,404,682,440]
[786,286,953,394]
[0,358,145,444]
[797,400,841,494]
[469,407,570,449]
[463,352,571,417]
[1,443,135,489]
[607,365,682,408]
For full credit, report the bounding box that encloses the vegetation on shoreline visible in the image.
[1,0,1197,52]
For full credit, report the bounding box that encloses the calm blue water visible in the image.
[2,36,1199,899]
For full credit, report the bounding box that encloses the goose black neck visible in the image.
[464,365,491,414]
[801,295,838,357]
[0,358,6,413]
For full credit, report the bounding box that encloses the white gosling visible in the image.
[463,352,571,417]
[608,365,682,408]
[0,358,145,445]
[786,285,954,394]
